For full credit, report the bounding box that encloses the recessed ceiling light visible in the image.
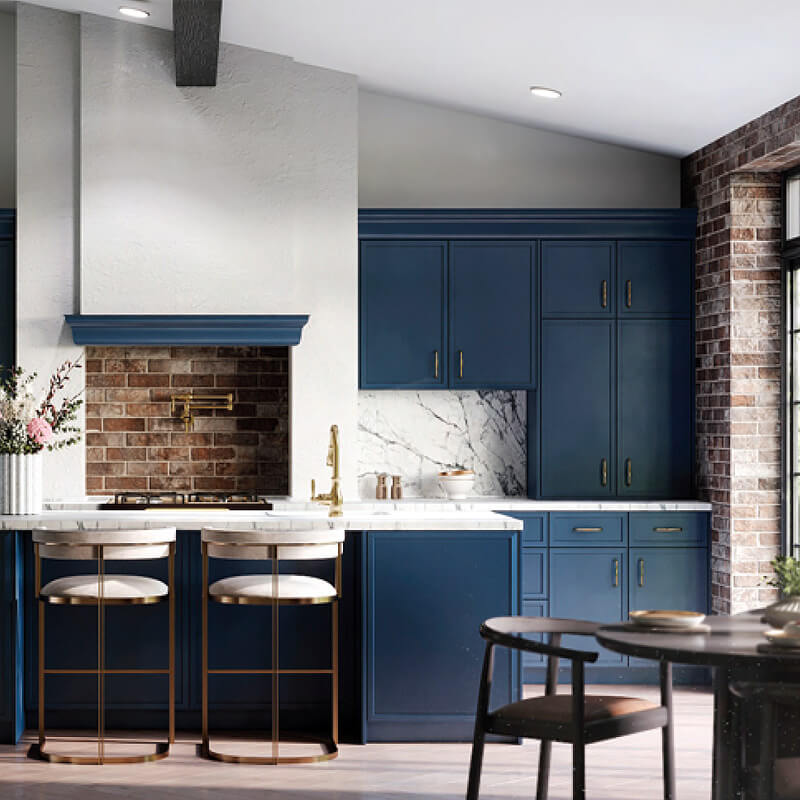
[530,86,562,100]
[119,6,150,19]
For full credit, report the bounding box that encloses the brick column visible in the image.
[683,95,800,612]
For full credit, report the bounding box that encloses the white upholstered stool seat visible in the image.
[209,574,337,604]
[40,574,169,603]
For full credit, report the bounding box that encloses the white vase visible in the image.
[763,595,800,628]
[0,453,44,515]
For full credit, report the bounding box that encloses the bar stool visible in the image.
[32,527,176,764]
[201,526,344,764]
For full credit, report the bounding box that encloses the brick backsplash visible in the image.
[85,346,289,495]
[682,95,800,613]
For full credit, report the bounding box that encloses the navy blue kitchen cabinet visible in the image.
[0,533,24,744]
[629,547,709,666]
[0,211,14,371]
[363,530,519,741]
[618,241,693,318]
[541,240,615,317]
[618,320,693,498]
[550,548,627,666]
[629,548,708,615]
[540,320,615,498]
[359,240,448,389]
[504,510,711,683]
[449,241,536,388]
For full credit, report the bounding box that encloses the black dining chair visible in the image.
[466,616,676,800]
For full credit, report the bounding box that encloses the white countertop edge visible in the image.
[45,497,713,513]
[0,510,523,531]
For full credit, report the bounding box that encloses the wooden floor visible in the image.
[0,685,713,799]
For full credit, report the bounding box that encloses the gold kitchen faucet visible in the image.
[311,424,343,518]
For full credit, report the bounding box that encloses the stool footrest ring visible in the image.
[29,738,170,765]
[201,735,337,765]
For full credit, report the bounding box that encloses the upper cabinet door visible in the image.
[449,242,536,389]
[541,241,615,317]
[360,241,447,389]
[618,241,692,317]
[618,320,693,498]
[0,241,13,371]
[540,320,615,498]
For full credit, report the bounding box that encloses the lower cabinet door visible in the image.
[549,549,626,666]
[366,530,518,741]
[629,547,709,666]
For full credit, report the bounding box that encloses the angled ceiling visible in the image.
[20,0,800,156]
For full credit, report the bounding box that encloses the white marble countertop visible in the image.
[0,509,523,531]
[45,496,713,513]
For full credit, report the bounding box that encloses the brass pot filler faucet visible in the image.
[311,424,343,518]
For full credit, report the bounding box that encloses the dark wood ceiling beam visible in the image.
[173,0,222,87]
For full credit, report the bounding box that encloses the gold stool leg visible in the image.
[271,545,279,762]
[98,545,105,765]
[202,542,209,756]
[36,544,44,750]
[168,542,175,745]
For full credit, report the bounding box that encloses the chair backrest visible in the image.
[33,528,176,561]
[481,616,601,664]
[201,527,345,561]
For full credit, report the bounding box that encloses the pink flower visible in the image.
[27,417,53,446]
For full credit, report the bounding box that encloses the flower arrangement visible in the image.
[0,360,83,455]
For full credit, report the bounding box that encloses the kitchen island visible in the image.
[0,506,523,744]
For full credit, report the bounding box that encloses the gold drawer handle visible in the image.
[625,458,632,486]
[639,558,645,587]
[600,458,607,487]
[613,558,620,588]
[574,527,603,533]
[626,279,632,308]
[601,279,608,308]
[434,350,439,379]
[459,350,464,379]
[654,527,683,533]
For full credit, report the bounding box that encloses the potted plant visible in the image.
[0,360,83,514]
[763,555,800,627]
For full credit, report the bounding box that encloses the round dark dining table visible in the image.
[596,612,800,800]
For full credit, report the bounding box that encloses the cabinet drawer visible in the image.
[521,600,547,667]
[501,512,547,545]
[521,548,547,598]
[550,514,626,546]
[630,512,708,546]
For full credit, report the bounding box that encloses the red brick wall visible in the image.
[682,95,800,612]
[85,346,289,496]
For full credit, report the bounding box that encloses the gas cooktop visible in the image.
[99,492,273,511]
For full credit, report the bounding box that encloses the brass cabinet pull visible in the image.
[434,350,439,379]
[601,279,608,308]
[638,558,645,587]
[600,458,608,487]
[654,527,683,533]
[626,279,632,308]
[459,351,464,379]
[625,458,632,486]
[613,558,620,588]
[573,527,603,533]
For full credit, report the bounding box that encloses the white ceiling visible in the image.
[20,0,800,156]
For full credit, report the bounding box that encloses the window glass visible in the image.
[788,175,800,241]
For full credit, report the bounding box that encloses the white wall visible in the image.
[359,90,680,208]
[17,9,358,499]
[0,11,15,208]
[16,3,84,497]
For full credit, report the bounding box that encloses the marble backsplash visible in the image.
[357,390,526,498]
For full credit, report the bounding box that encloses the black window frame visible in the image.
[782,166,800,556]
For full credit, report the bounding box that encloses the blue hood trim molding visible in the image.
[65,314,310,346]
